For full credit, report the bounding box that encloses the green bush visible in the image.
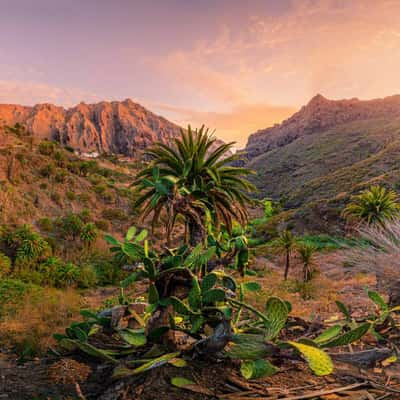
[37,217,53,232]
[53,150,66,167]
[80,223,99,247]
[38,140,56,156]
[0,252,11,278]
[0,278,38,314]
[93,259,122,285]
[79,208,92,223]
[77,192,91,204]
[102,208,127,221]
[1,225,52,266]
[76,264,98,288]
[54,169,67,183]
[56,213,83,240]
[66,190,76,201]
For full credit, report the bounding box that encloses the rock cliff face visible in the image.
[245,94,400,158]
[0,99,182,155]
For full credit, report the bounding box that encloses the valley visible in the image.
[0,96,399,400]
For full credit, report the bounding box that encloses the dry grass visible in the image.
[246,251,377,320]
[0,287,82,356]
[347,220,400,282]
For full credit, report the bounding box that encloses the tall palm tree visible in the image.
[133,126,255,246]
[343,185,400,226]
[274,229,297,280]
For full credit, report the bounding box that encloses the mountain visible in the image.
[242,94,400,233]
[0,99,181,156]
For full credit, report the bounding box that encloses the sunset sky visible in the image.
[1,0,400,147]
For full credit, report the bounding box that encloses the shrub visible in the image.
[79,208,92,223]
[39,182,48,190]
[66,190,76,201]
[39,162,55,178]
[94,219,110,231]
[38,140,56,156]
[77,192,91,204]
[76,264,98,288]
[53,150,66,167]
[50,191,62,205]
[54,262,81,287]
[92,257,122,285]
[64,145,75,153]
[37,217,53,232]
[80,223,99,247]
[0,278,36,315]
[37,257,65,286]
[54,169,67,183]
[0,252,11,278]
[2,224,52,265]
[102,208,127,221]
[57,213,83,240]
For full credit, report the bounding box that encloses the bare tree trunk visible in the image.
[189,220,205,247]
[284,250,290,280]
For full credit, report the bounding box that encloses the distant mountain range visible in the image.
[0,99,181,156]
[241,94,400,233]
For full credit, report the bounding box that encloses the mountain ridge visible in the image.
[245,94,400,158]
[0,99,182,156]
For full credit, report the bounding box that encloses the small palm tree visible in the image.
[343,185,400,226]
[133,126,255,246]
[298,243,318,282]
[80,223,99,247]
[274,229,297,280]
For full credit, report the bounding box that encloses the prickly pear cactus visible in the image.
[288,341,333,376]
[265,296,289,339]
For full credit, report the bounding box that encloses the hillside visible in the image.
[242,94,400,233]
[0,99,181,156]
[0,124,140,234]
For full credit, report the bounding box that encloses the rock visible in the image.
[0,99,181,156]
[0,99,228,157]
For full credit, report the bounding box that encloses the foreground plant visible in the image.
[54,226,397,383]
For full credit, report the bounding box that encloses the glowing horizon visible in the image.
[1,0,400,147]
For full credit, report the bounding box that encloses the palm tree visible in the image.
[133,126,255,246]
[298,243,318,282]
[274,230,297,280]
[343,185,400,226]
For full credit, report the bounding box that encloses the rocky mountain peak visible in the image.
[0,100,182,156]
[245,94,400,158]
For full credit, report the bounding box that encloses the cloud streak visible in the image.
[0,80,100,107]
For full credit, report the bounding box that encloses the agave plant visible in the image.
[133,126,255,246]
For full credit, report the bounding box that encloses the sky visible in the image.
[1,0,400,148]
